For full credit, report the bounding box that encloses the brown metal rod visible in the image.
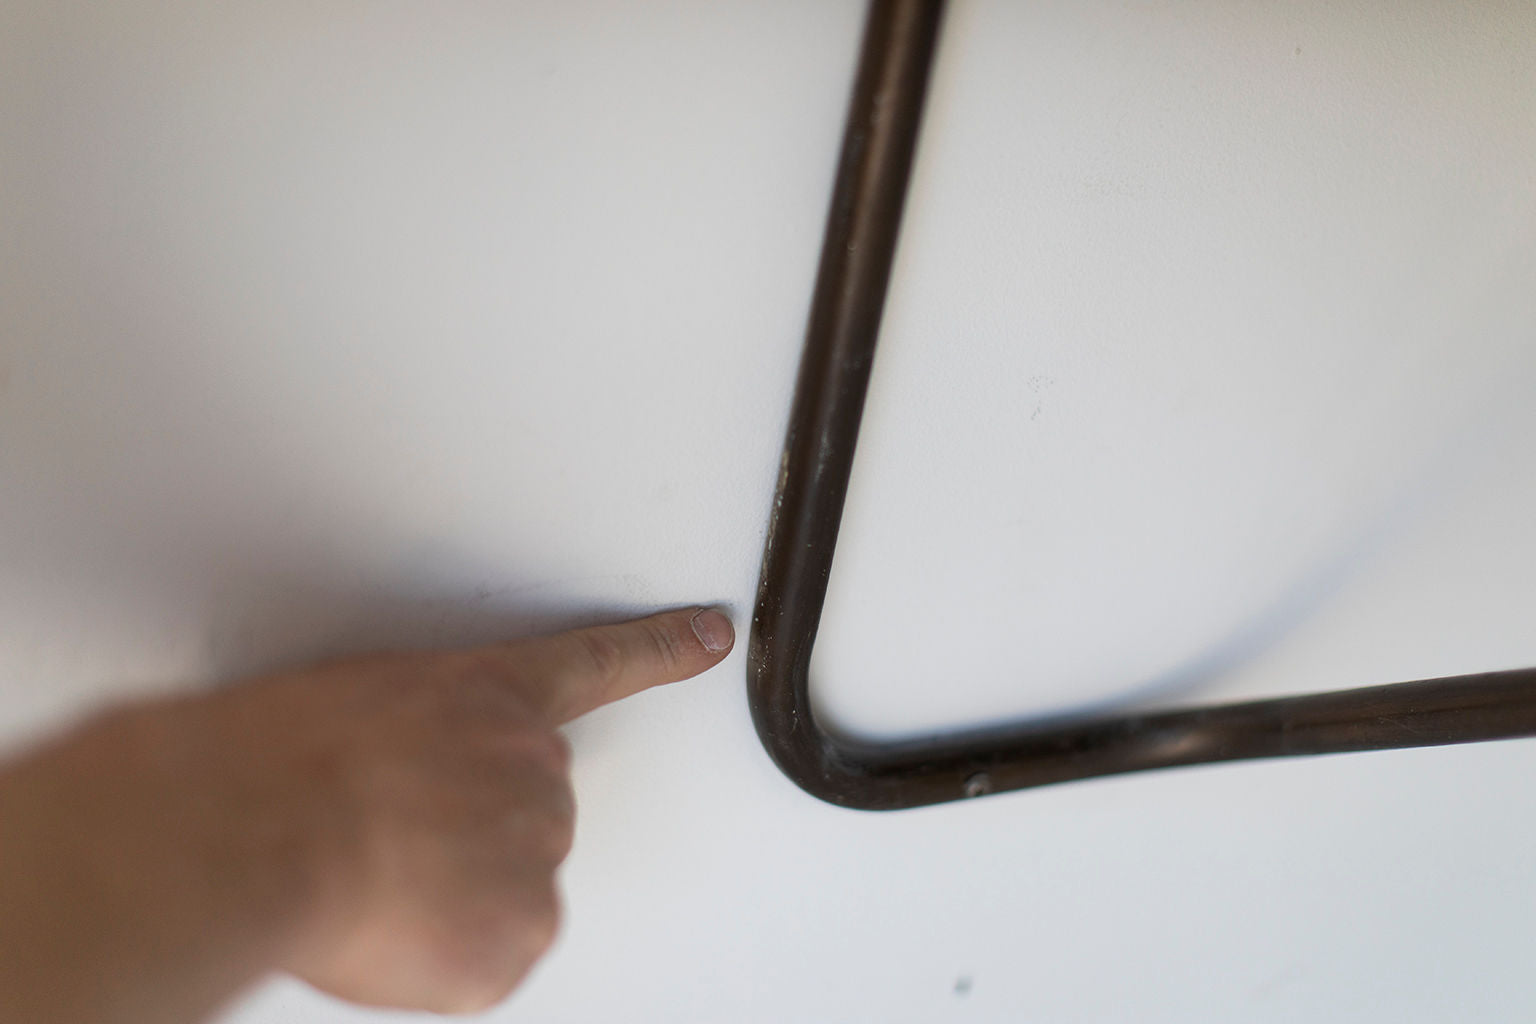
[746,0,1536,810]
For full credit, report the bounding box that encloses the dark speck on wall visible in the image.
[954,975,973,997]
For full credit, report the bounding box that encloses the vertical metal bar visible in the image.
[749,0,945,802]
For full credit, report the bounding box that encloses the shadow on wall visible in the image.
[0,243,670,693]
[203,566,664,684]
[813,391,1522,746]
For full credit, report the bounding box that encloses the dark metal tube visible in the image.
[747,0,1536,810]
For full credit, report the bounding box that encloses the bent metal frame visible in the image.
[746,0,1536,811]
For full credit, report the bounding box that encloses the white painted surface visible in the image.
[2,2,1535,1023]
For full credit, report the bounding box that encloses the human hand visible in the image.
[0,607,735,1022]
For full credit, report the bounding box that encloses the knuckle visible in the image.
[517,775,576,864]
[454,963,529,1016]
[526,887,562,954]
[420,935,522,1015]
[641,620,682,672]
[445,671,517,724]
[540,802,576,864]
[504,727,571,775]
[577,629,625,686]
[436,893,561,1014]
[534,730,572,773]
[439,983,511,1017]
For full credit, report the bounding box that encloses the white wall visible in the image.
[818,0,1536,735]
[3,2,1535,1022]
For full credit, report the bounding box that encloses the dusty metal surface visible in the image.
[746,0,1536,811]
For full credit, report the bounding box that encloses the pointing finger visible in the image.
[494,608,734,724]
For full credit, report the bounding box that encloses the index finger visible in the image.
[487,607,735,724]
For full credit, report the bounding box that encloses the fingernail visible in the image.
[690,608,734,653]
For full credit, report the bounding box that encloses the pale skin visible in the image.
[0,606,736,1024]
